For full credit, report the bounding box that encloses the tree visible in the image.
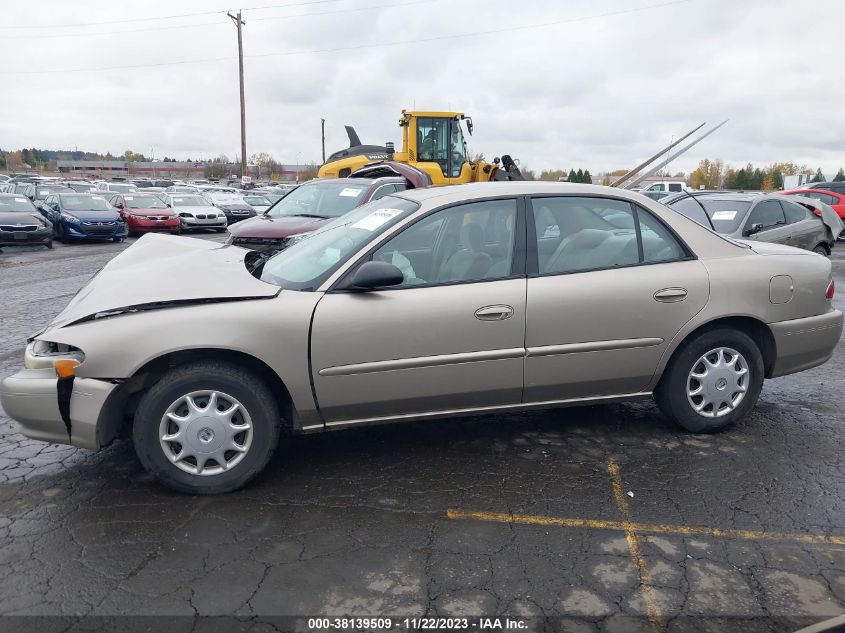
[538,169,567,181]
[122,150,147,162]
[575,168,584,183]
[519,165,537,181]
[582,169,592,184]
[811,168,825,183]
[568,169,577,183]
[689,158,724,190]
[834,168,845,182]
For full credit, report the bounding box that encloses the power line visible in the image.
[0,0,345,30]
[2,1,427,40]
[0,0,697,75]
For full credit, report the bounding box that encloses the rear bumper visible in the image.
[769,309,843,378]
[0,369,117,450]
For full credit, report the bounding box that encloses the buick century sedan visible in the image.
[1,183,841,494]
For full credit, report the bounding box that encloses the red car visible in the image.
[782,188,845,220]
[106,192,181,236]
[227,163,430,255]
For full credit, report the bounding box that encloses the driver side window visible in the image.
[371,199,518,288]
[416,117,449,176]
[745,200,785,232]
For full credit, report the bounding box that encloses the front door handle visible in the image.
[653,287,688,303]
[474,304,514,321]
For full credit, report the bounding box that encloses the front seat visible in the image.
[438,223,493,282]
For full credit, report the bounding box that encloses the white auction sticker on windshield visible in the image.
[339,187,364,197]
[711,211,737,220]
[124,196,134,200]
[351,208,403,231]
[15,198,26,203]
[92,196,105,200]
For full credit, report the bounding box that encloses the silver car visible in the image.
[664,192,837,255]
[166,194,227,232]
[1,183,841,494]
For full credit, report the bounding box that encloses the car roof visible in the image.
[393,181,671,204]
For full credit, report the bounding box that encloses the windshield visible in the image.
[261,197,419,290]
[124,195,167,209]
[170,195,208,207]
[244,195,271,206]
[110,184,137,192]
[266,181,370,219]
[61,195,114,212]
[0,196,37,212]
[667,197,750,233]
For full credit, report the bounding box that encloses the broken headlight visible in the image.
[24,339,86,373]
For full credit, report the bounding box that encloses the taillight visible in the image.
[827,279,835,299]
[812,209,822,217]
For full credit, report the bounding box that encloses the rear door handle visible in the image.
[653,287,688,303]
[474,304,514,321]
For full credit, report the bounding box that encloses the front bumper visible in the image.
[127,217,181,232]
[0,368,117,450]
[0,227,52,245]
[180,215,227,228]
[223,210,256,223]
[62,220,128,240]
[769,308,844,378]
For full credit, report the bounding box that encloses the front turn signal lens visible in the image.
[54,359,80,379]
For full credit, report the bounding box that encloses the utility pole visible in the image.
[228,10,247,181]
[321,118,326,164]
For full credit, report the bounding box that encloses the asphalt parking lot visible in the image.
[0,236,843,631]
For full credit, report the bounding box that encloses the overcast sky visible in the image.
[2,0,843,175]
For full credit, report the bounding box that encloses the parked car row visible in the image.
[0,176,300,250]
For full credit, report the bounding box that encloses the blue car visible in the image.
[40,193,128,243]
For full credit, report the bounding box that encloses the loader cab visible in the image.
[402,111,473,185]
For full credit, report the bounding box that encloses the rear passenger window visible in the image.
[531,197,687,275]
[780,201,808,224]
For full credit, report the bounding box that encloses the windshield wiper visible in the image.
[290,213,330,219]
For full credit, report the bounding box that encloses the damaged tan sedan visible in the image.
[1,183,842,494]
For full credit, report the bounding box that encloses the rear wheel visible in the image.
[813,244,830,256]
[655,328,764,433]
[133,361,281,494]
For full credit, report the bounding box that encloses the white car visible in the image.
[166,194,227,232]
[242,194,273,214]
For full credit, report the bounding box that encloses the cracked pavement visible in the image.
[0,236,843,631]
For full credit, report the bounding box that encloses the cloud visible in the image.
[1,0,843,174]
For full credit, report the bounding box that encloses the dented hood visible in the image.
[48,233,279,329]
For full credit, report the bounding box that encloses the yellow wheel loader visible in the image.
[317,110,523,185]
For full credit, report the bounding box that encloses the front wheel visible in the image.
[812,244,830,256]
[655,328,764,433]
[45,240,53,250]
[133,361,282,494]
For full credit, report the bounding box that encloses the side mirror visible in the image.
[744,222,764,236]
[349,261,404,290]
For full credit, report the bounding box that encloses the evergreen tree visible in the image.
[834,168,845,182]
[568,169,577,183]
[583,169,592,184]
[811,168,825,183]
[575,168,584,183]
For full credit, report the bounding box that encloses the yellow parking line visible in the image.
[607,459,663,633]
[445,509,845,546]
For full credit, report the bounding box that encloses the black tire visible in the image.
[57,224,69,244]
[45,240,53,250]
[215,228,226,233]
[132,361,282,494]
[813,244,830,256]
[654,328,764,433]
